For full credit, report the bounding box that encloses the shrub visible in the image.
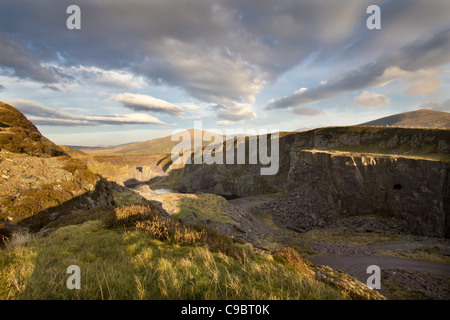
[112,205,204,246]
[111,205,247,262]
[276,247,314,277]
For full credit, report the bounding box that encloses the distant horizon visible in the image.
[62,108,449,148]
[1,1,449,146]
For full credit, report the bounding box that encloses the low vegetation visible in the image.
[0,200,385,300]
[300,229,401,246]
[155,193,237,225]
[0,102,64,157]
[378,246,450,265]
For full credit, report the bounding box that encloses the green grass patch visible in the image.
[112,190,149,207]
[329,145,450,162]
[378,246,450,264]
[157,193,237,225]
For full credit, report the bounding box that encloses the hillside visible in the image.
[358,109,450,129]
[79,129,213,155]
[0,102,115,237]
[0,102,66,157]
[0,102,385,300]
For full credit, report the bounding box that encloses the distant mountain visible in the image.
[358,109,450,129]
[78,129,218,155]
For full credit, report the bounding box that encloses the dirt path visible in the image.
[311,253,450,281]
[309,239,450,299]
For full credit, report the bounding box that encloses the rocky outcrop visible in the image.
[0,151,116,233]
[0,103,116,238]
[175,133,297,197]
[282,149,449,237]
[0,102,66,157]
[173,127,450,238]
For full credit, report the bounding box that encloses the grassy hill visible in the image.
[0,203,384,300]
[79,129,213,155]
[0,102,66,157]
[358,109,450,129]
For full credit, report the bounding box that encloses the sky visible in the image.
[0,0,449,146]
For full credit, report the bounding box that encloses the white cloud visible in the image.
[5,99,167,126]
[110,92,184,115]
[212,102,257,122]
[216,120,235,125]
[61,65,145,89]
[377,67,442,95]
[352,91,391,108]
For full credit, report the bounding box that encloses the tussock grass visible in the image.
[0,219,348,300]
[110,205,244,262]
[5,232,36,248]
[0,203,384,300]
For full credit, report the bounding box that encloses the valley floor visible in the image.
[228,195,450,300]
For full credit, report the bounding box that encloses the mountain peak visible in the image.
[358,109,450,129]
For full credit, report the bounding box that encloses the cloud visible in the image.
[420,99,450,112]
[0,34,62,83]
[62,65,145,89]
[212,103,256,122]
[110,93,184,115]
[352,91,390,108]
[266,27,450,109]
[177,115,205,121]
[216,120,235,125]
[4,99,167,126]
[60,107,89,113]
[291,107,325,116]
[1,0,450,122]
[0,84,4,91]
[379,67,442,95]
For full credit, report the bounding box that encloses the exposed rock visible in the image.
[171,127,450,238]
[285,149,449,237]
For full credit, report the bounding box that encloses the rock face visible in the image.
[284,150,449,237]
[176,133,297,197]
[0,102,116,238]
[0,102,66,157]
[174,127,450,238]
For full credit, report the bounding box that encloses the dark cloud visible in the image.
[0,34,62,83]
[0,0,450,118]
[267,27,450,109]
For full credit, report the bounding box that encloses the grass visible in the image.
[112,190,149,207]
[299,229,401,246]
[0,217,353,300]
[378,246,450,264]
[0,102,64,157]
[155,193,237,225]
[251,213,316,257]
